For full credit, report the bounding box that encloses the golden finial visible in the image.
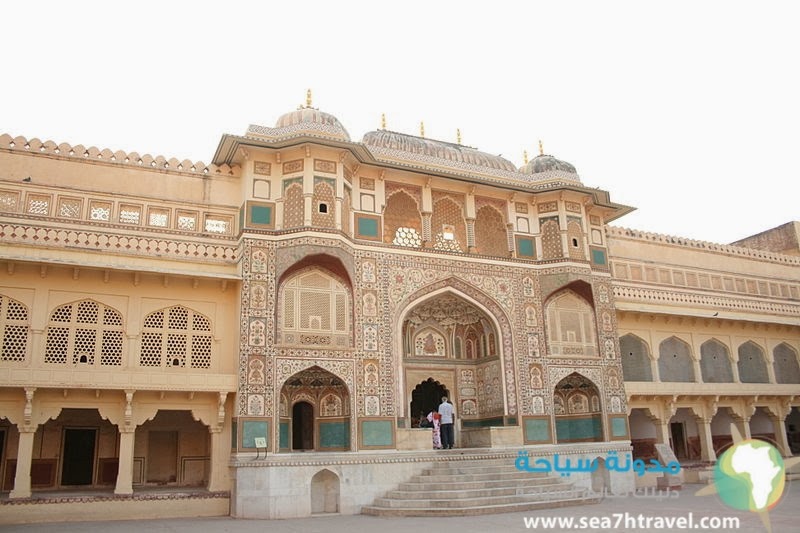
[456,129,462,144]
[381,113,386,130]
[420,121,425,138]
[306,89,312,108]
[523,150,529,165]
[538,140,544,156]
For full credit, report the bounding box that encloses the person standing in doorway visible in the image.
[438,396,455,449]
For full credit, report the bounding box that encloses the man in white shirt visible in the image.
[438,396,455,449]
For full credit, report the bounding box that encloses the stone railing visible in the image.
[0,134,241,177]
[607,226,800,266]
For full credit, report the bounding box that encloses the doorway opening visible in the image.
[61,428,96,485]
[410,378,449,426]
[293,401,314,450]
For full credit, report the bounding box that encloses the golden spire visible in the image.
[456,128,462,145]
[538,140,544,156]
[523,150,529,165]
[381,113,386,130]
[420,121,425,138]
[306,89,312,108]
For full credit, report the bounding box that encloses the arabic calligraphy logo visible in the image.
[713,439,785,512]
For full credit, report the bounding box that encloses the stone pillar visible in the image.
[466,218,476,253]
[506,223,515,257]
[421,212,432,247]
[275,200,284,230]
[769,414,791,457]
[693,358,703,383]
[655,418,671,445]
[115,427,136,495]
[334,197,343,230]
[732,416,752,442]
[697,417,717,462]
[10,427,36,498]
[731,358,741,383]
[303,193,313,226]
[207,426,226,492]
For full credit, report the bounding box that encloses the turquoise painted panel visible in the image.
[251,205,272,225]
[320,421,350,448]
[555,416,602,441]
[462,417,505,428]
[517,237,535,257]
[525,419,551,442]
[242,421,268,448]
[362,420,394,446]
[357,217,378,237]
[611,417,628,437]
[591,248,607,265]
[279,422,289,449]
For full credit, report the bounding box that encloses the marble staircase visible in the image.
[361,456,601,517]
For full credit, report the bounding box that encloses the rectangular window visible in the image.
[177,211,198,231]
[204,215,232,234]
[89,201,112,221]
[148,207,170,227]
[119,204,142,225]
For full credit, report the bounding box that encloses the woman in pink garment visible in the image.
[427,409,442,449]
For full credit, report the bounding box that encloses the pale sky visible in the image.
[2,1,797,245]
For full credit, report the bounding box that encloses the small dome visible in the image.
[362,130,518,172]
[519,154,581,183]
[272,107,350,141]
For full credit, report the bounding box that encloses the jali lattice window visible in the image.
[279,269,350,347]
[140,306,213,369]
[0,295,30,362]
[44,300,124,365]
[545,291,598,356]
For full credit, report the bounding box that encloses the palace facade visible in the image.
[1,99,798,521]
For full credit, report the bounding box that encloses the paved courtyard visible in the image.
[2,482,798,533]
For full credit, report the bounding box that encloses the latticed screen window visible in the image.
[545,291,598,356]
[58,197,82,219]
[177,211,197,231]
[89,201,112,221]
[0,295,30,362]
[0,190,20,212]
[139,306,212,369]
[119,204,141,224]
[204,215,231,234]
[26,194,51,215]
[44,300,124,365]
[148,208,170,227]
[279,270,350,346]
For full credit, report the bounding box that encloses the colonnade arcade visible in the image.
[0,387,230,498]
[628,395,797,462]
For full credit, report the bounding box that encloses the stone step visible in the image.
[372,488,589,509]
[386,482,579,500]
[423,463,524,475]
[398,476,563,492]
[409,470,537,483]
[362,495,601,517]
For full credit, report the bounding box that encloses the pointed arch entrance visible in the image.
[554,373,603,443]
[279,366,351,452]
[400,289,504,433]
[410,378,449,426]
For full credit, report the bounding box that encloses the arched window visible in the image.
[279,269,351,347]
[545,291,597,356]
[0,294,30,362]
[45,300,123,365]
[773,343,800,384]
[658,336,694,382]
[431,196,466,252]
[737,341,769,383]
[140,306,212,368]
[619,334,652,381]
[700,339,733,383]
[283,181,304,228]
[474,205,507,256]
[383,190,422,248]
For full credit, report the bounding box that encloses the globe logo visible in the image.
[713,439,785,512]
